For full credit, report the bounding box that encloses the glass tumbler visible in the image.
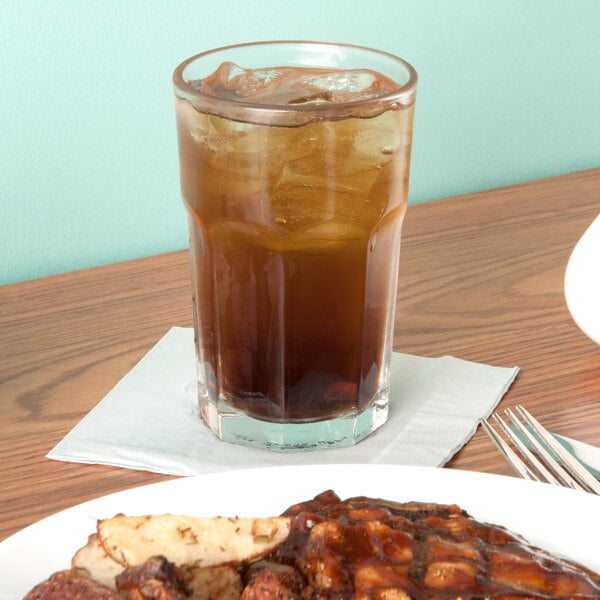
[173,41,417,451]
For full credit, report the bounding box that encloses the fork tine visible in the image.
[480,418,539,482]
[492,412,562,486]
[515,406,600,495]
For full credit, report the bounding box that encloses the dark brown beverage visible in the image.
[174,43,417,449]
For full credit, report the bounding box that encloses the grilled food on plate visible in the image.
[24,490,600,599]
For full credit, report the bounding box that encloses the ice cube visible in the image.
[308,71,379,94]
[285,219,367,251]
[197,62,398,106]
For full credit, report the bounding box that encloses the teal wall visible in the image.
[2,1,599,285]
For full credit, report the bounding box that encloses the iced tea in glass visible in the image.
[173,42,417,451]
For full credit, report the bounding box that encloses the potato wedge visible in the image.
[97,514,291,568]
[185,564,243,600]
[72,533,124,589]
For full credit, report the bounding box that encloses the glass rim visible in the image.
[172,40,418,117]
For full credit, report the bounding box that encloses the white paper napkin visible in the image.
[47,327,519,475]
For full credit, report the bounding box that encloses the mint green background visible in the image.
[2,1,599,285]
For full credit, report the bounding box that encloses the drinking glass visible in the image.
[173,41,417,451]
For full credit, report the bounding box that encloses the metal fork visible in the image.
[481,405,600,495]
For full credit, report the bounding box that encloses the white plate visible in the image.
[1,464,600,599]
[565,213,600,345]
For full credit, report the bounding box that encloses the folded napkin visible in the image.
[47,327,519,475]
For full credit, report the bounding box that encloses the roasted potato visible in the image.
[72,533,123,589]
[96,514,291,568]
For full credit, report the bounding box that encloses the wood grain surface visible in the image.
[1,168,599,541]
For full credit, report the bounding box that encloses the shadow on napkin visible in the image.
[47,327,519,475]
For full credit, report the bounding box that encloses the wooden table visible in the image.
[1,169,599,542]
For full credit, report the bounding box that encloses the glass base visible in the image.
[199,393,389,452]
